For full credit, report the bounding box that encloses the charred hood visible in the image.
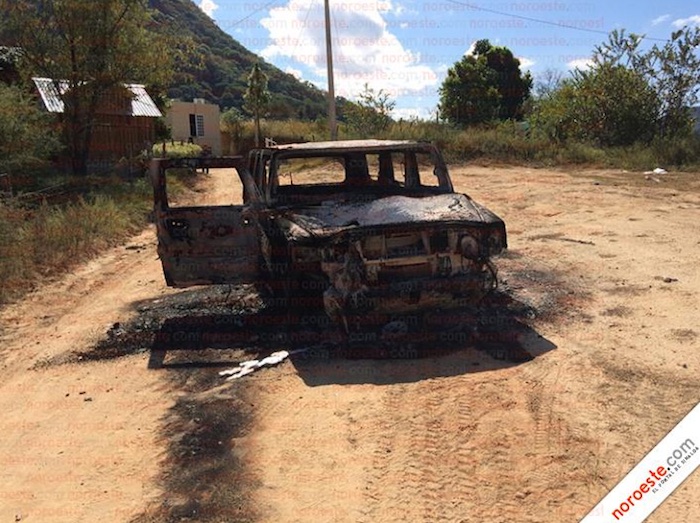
[276,193,505,242]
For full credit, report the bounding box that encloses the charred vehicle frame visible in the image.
[150,140,507,330]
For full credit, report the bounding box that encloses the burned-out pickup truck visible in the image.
[150,140,507,329]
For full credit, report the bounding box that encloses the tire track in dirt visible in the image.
[359,380,448,523]
[358,369,529,523]
[350,351,614,523]
[520,351,591,519]
[357,384,406,523]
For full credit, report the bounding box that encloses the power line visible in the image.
[443,0,668,42]
[224,0,281,30]
[290,0,315,58]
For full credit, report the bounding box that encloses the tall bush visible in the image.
[593,27,700,137]
[0,83,59,174]
[532,64,659,146]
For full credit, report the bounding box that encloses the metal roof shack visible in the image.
[32,77,163,171]
[32,77,162,117]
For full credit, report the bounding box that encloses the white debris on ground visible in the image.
[219,349,305,380]
[642,167,668,183]
[643,167,668,175]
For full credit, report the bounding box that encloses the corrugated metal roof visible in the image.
[33,77,66,113]
[126,84,163,117]
[32,77,162,117]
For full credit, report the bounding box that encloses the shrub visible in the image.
[152,141,203,159]
[531,64,660,146]
[651,135,700,169]
[556,142,608,165]
[0,83,60,174]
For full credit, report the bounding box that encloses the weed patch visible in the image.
[0,176,151,304]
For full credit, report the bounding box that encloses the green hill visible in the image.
[151,0,328,119]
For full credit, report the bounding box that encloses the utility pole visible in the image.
[324,0,337,140]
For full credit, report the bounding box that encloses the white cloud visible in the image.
[567,58,593,70]
[259,0,437,99]
[198,0,219,18]
[517,57,535,70]
[651,14,671,26]
[464,41,478,56]
[672,15,700,28]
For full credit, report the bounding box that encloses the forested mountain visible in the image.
[150,0,328,119]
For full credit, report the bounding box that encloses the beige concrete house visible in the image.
[165,98,221,155]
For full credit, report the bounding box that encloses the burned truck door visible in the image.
[150,157,261,288]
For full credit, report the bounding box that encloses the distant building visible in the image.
[165,98,222,156]
[33,77,162,169]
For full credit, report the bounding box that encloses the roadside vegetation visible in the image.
[225,117,700,171]
[0,177,152,304]
[153,141,203,159]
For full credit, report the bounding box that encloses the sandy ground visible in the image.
[0,164,698,522]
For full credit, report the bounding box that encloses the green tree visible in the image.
[243,63,270,147]
[1,0,173,175]
[345,83,396,137]
[533,63,659,146]
[439,39,532,126]
[0,83,59,174]
[593,27,700,137]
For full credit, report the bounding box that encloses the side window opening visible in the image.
[274,156,347,186]
[164,166,242,207]
[393,151,442,189]
[417,151,441,188]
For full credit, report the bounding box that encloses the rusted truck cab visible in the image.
[151,140,507,327]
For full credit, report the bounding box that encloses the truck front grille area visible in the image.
[360,231,449,260]
[320,229,488,288]
[319,228,500,322]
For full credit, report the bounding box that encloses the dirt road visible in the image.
[1,165,698,522]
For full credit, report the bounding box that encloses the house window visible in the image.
[189,114,205,137]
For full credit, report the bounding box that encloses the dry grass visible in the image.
[0,177,152,304]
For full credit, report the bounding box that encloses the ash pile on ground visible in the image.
[76,249,573,366]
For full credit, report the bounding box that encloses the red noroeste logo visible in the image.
[612,438,697,520]
[581,403,700,523]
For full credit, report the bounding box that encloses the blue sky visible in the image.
[196,0,700,119]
